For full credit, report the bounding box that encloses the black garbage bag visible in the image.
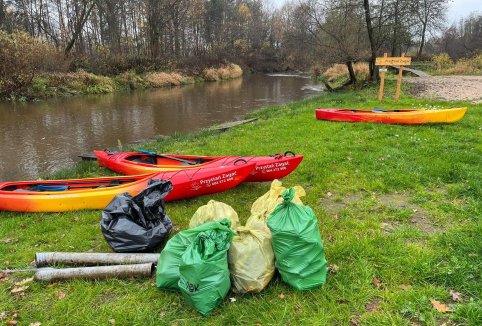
[101,179,173,253]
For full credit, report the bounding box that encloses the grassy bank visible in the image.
[1,83,481,325]
[3,63,243,101]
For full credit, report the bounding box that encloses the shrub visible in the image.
[43,70,114,94]
[144,72,189,87]
[0,31,65,97]
[202,64,243,81]
[469,53,482,70]
[432,53,453,70]
[115,71,149,89]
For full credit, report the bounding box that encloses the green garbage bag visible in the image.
[156,219,233,290]
[267,188,328,290]
[178,222,234,315]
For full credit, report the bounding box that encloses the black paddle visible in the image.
[137,149,199,165]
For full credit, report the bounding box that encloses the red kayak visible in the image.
[0,163,255,212]
[94,150,303,182]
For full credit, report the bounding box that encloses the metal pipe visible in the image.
[34,263,154,282]
[35,252,160,267]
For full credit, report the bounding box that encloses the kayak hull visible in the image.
[94,150,304,182]
[315,107,467,124]
[0,163,255,212]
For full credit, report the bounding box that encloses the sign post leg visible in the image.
[378,53,388,102]
[395,53,405,100]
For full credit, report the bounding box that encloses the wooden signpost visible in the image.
[375,53,411,101]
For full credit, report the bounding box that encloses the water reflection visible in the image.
[0,74,322,181]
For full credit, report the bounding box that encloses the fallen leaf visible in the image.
[332,213,339,221]
[399,284,412,290]
[349,317,360,325]
[328,264,340,274]
[372,276,382,289]
[10,285,29,293]
[294,305,302,315]
[15,292,26,300]
[229,297,236,303]
[172,225,180,232]
[326,192,333,197]
[56,291,66,299]
[6,321,17,325]
[278,293,285,299]
[0,272,9,282]
[365,298,381,312]
[159,311,166,318]
[108,319,115,325]
[430,299,452,313]
[328,235,335,242]
[15,277,34,286]
[449,290,462,302]
[380,222,395,233]
[29,323,42,326]
[47,282,59,288]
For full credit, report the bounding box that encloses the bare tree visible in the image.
[413,0,448,57]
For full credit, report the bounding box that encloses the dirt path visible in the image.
[405,75,482,103]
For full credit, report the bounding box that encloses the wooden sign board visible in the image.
[375,53,411,101]
[375,56,411,66]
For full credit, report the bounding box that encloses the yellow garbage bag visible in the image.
[246,179,305,231]
[228,226,275,293]
[189,200,239,230]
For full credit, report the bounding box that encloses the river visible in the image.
[0,74,323,181]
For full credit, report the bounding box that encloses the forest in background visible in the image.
[0,0,481,98]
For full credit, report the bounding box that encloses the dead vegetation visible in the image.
[203,64,243,81]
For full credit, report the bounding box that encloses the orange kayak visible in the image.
[315,107,467,124]
[0,163,255,212]
[94,150,303,182]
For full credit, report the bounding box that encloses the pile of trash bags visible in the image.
[156,179,328,315]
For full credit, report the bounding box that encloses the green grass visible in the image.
[1,82,481,325]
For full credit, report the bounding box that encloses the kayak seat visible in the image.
[128,156,157,164]
[97,180,121,189]
[37,185,69,191]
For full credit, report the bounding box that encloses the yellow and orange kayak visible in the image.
[0,163,255,212]
[315,107,467,124]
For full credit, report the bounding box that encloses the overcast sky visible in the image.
[266,0,481,24]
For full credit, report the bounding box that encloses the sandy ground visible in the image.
[405,76,482,103]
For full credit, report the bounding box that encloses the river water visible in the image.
[0,74,323,181]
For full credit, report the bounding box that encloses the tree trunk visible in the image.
[391,0,400,56]
[0,0,5,28]
[417,22,427,57]
[64,2,95,57]
[363,0,378,82]
[346,61,357,84]
[147,0,160,59]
